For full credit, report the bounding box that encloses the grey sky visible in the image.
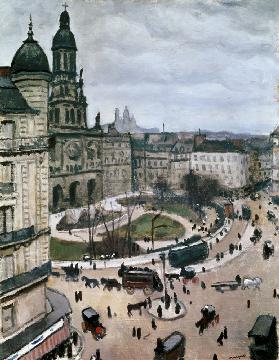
[2,0,279,133]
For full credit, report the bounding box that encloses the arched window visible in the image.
[70,109,75,124]
[49,110,53,122]
[55,108,60,124]
[65,109,70,124]
[56,52,61,70]
[64,52,68,71]
[77,110,81,124]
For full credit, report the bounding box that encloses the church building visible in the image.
[49,8,131,212]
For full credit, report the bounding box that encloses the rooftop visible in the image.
[248,315,276,338]
[0,288,72,359]
[194,139,244,153]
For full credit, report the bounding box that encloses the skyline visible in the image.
[2,0,279,134]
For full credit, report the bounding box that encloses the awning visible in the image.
[11,319,70,360]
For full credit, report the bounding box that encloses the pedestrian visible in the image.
[69,229,72,235]
[96,349,101,360]
[157,305,162,318]
[74,291,78,303]
[147,297,152,308]
[137,327,141,340]
[224,326,228,339]
[152,318,157,330]
[183,285,186,294]
[152,258,155,265]
[174,292,177,303]
[247,299,250,308]
[170,280,174,290]
[107,306,112,318]
[217,332,224,346]
[201,281,206,290]
[202,266,205,273]
[273,289,277,298]
[210,242,213,250]
[187,289,190,295]
[213,354,218,360]
[78,291,82,302]
[93,262,96,270]
[175,236,178,244]
[132,327,136,337]
[239,243,242,251]
[175,302,181,314]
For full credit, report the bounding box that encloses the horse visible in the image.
[241,277,262,290]
[101,278,121,291]
[127,300,147,316]
[81,276,100,288]
[165,273,180,281]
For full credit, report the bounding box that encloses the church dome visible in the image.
[11,18,50,74]
[52,10,77,51]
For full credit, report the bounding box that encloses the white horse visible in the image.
[241,277,262,290]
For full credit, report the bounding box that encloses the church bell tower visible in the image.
[49,4,87,129]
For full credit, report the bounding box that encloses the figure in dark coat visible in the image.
[132,327,136,337]
[152,318,157,330]
[183,285,186,294]
[224,326,228,339]
[107,306,112,318]
[217,332,224,346]
[137,327,141,340]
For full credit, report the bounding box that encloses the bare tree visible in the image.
[125,191,142,257]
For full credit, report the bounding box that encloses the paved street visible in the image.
[48,194,279,360]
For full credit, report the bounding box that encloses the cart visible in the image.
[81,307,106,340]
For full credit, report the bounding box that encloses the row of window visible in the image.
[54,51,75,73]
[49,108,85,125]
[193,154,242,163]
[0,206,13,234]
[195,163,244,175]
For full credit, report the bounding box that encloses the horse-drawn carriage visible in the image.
[211,280,239,293]
[180,267,199,285]
[195,305,218,334]
[154,331,186,360]
[119,264,163,295]
[81,307,106,340]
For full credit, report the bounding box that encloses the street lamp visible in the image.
[151,212,161,250]
[159,252,169,310]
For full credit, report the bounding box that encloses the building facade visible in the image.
[0,19,71,359]
[48,9,131,212]
[190,137,249,189]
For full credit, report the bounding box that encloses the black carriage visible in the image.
[154,331,186,360]
[81,307,106,340]
[248,315,278,360]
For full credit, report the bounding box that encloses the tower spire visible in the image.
[27,14,34,41]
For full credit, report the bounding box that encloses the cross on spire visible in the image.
[62,2,69,11]
[27,14,34,40]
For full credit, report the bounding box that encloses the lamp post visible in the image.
[151,212,161,250]
[159,252,168,309]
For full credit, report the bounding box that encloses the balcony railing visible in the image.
[0,137,48,152]
[0,182,16,194]
[0,225,35,246]
[0,261,51,296]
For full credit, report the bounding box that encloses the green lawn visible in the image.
[162,203,199,221]
[118,213,185,241]
[50,237,87,261]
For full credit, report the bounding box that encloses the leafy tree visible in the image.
[182,170,220,207]
[153,177,171,203]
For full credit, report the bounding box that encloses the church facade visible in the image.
[48,9,131,212]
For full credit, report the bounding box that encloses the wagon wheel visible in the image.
[143,286,153,296]
[182,278,189,285]
[126,287,135,295]
[107,286,113,291]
